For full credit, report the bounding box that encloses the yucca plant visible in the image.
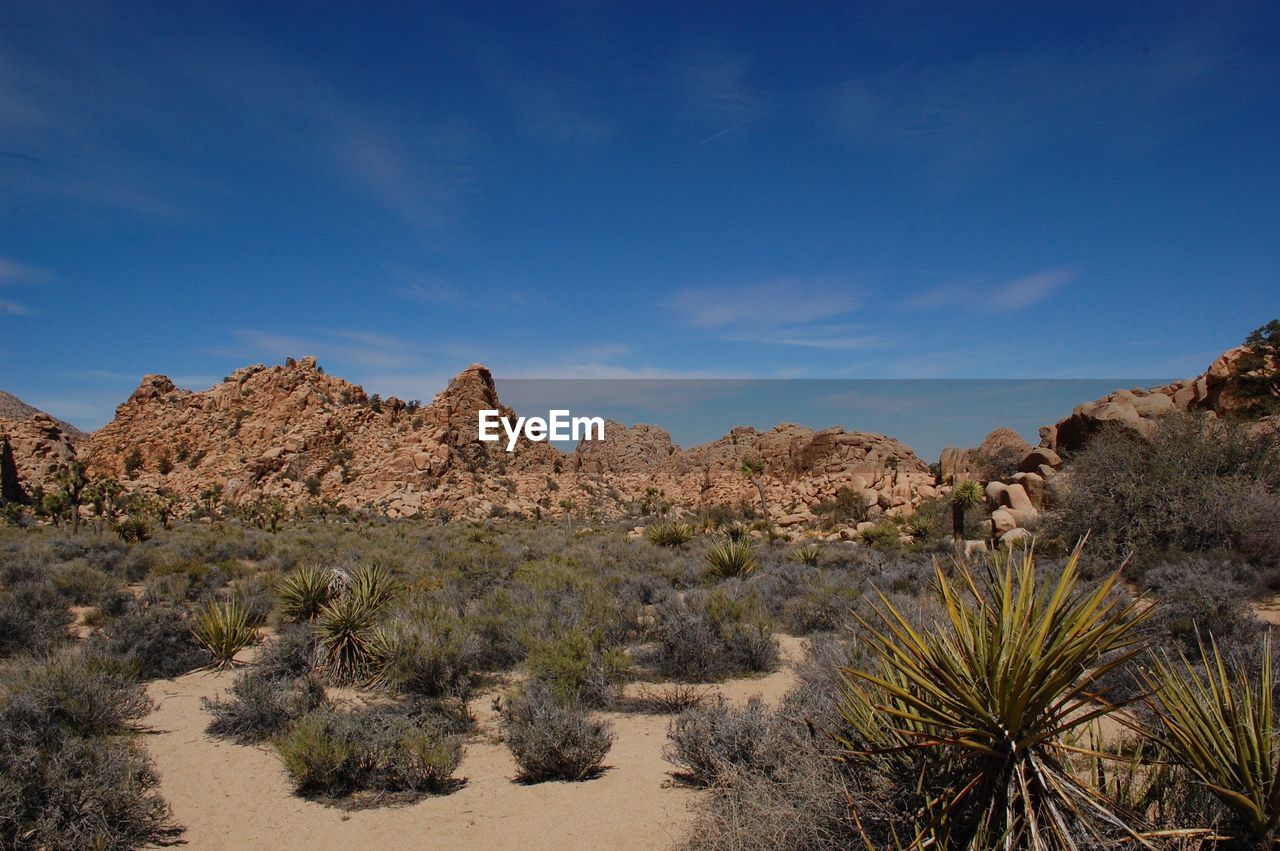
[837,544,1151,849]
[788,543,822,566]
[704,538,759,579]
[316,595,382,685]
[192,598,257,669]
[1146,635,1280,845]
[646,521,695,547]
[277,565,335,623]
[949,478,986,541]
[347,564,399,611]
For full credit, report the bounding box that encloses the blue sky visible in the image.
[2,1,1278,435]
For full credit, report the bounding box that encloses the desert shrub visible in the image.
[1097,557,1268,709]
[651,589,778,681]
[704,538,759,579]
[233,578,274,627]
[1050,414,1280,569]
[0,651,174,849]
[674,646,862,849]
[647,521,695,547]
[0,580,71,659]
[465,587,529,670]
[664,696,786,786]
[50,560,114,604]
[1142,558,1264,656]
[45,535,129,573]
[500,681,613,782]
[680,754,860,851]
[371,609,480,700]
[254,623,317,679]
[276,704,463,798]
[93,602,211,679]
[192,598,257,668]
[858,520,901,550]
[524,628,630,708]
[203,668,326,744]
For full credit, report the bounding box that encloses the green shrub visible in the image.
[316,595,381,685]
[276,705,463,798]
[501,681,613,782]
[50,561,114,605]
[370,610,480,700]
[836,545,1150,847]
[1146,636,1280,845]
[525,628,630,708]
[857,520,900,550]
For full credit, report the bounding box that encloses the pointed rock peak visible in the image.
[435,364,500,411]
[129,374,178,404]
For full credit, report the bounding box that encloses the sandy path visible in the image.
[142,636,803,850]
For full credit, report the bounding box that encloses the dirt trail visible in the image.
[142,635,804,850]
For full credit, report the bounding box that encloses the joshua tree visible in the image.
[97,477,123,519]
[0,436,26,505]
[949,479,986,542]
[54,460,88,533]
[740,456,773,533]
[264,496,287,533]
[200,483,223,518]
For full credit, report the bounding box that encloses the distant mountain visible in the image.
[0,389,87,442]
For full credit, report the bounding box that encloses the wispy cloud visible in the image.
[905,268,1076,313]
[828,22,1253,177]
[0,7,475,230]
[0,257,47,284]
[674,48,774,145]
[0,256,45,315]
[668,279,859,329]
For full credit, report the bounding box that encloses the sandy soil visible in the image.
[141,635,804,850]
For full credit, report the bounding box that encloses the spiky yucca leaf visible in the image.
[1146,635,1280,845]
[837,543,1151,849]
[347,564,399,612]
[646,521,695,547]
[704,539,759,579]
[789,543,822,566]
[192,598,256,669]
[316,595,381,684]
[277,565,334,623]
